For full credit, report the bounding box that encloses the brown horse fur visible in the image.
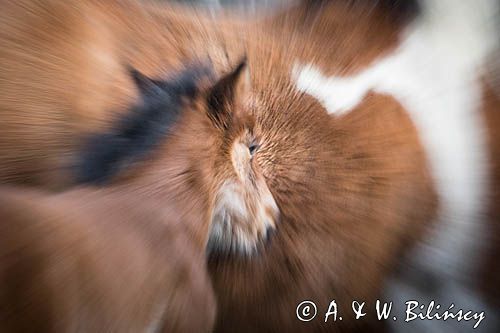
[0,0,499,332]
[0,0,234,188]
[84,1,433,331]
[0,0,279,254]
[0,185,216,333]
[0,53,277,332]
[480,76,500,309]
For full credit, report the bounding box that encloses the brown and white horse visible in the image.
[0,0,499,332]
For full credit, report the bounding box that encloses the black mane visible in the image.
[304,0,420,22]
[75,65,209,185]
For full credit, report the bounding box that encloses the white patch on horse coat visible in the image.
[208,181,252,254]
[213,181,249,221]
[293,64,377,116]
[293,0,499,330]
[145,301,167,333]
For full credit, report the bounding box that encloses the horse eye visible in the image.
[248,143,259,156]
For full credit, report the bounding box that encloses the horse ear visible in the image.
[128,67,165,97]
[206,58,250,130]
